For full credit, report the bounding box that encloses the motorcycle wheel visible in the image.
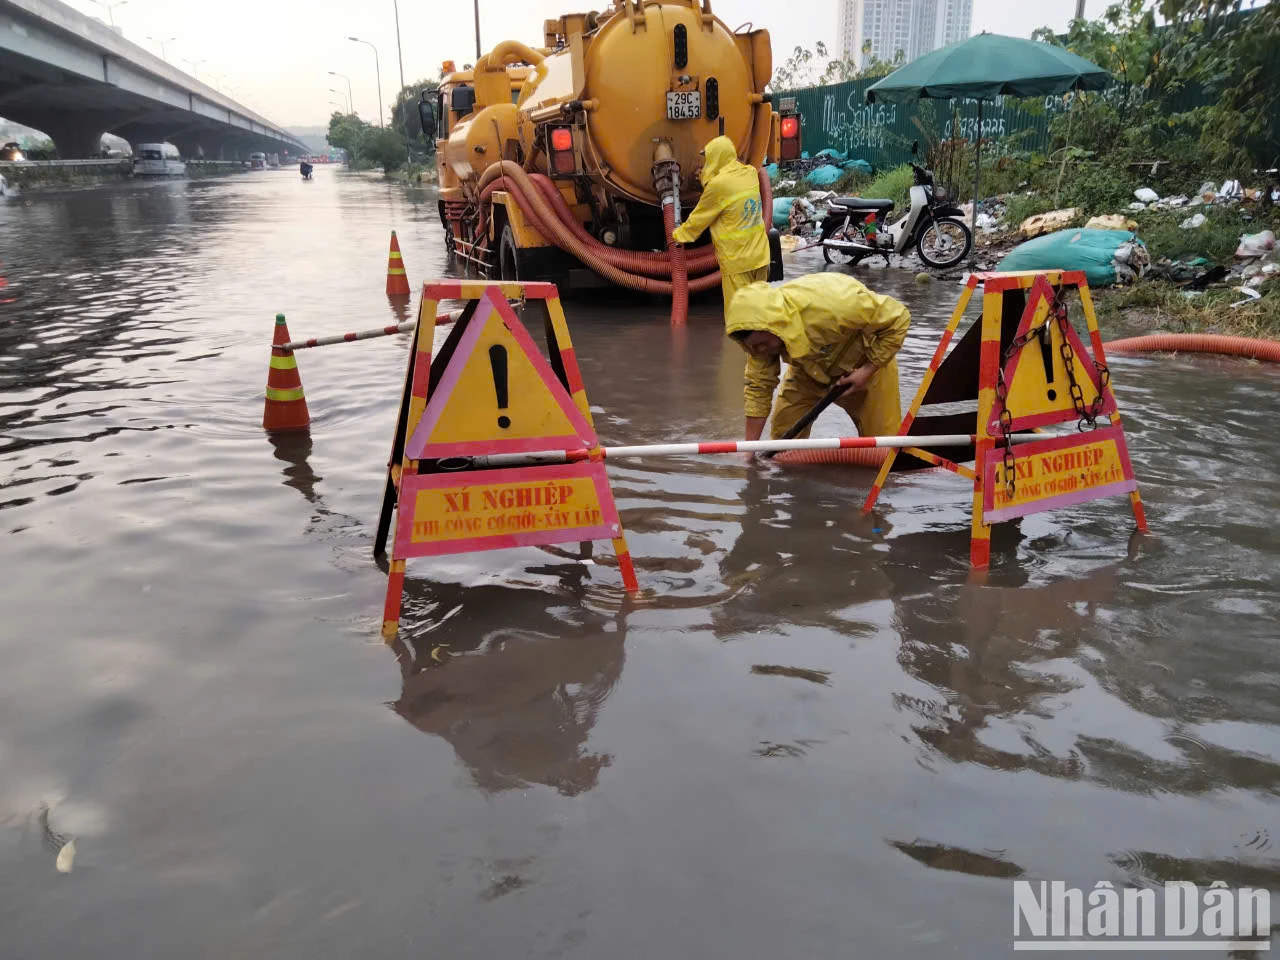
[916,217,972,269]
[822,235,866,266]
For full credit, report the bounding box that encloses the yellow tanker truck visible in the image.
[417,1,800,318]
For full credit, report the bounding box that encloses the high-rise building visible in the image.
[837,0,972,69]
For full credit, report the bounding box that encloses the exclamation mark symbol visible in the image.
[489,344,510,429]
[1038,324,1057,402]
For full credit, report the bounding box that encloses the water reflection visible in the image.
[888,839,1025,879]
[712,465,891,639]
[267,431,323,506]
[390,581,626,796]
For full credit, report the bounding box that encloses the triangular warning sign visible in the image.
[989,275,1117,432]
[405,288,598,459]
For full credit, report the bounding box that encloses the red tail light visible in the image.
[780,116,799,139]
[550,127,573,152]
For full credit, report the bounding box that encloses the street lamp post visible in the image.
[146,34,175,61]
[474,0,481,60]
[86,0,127,27]
[348,36,384,128]
[392,0,406,92]
[329,88,351,113]
[183,58,206,81]
[328,71,355,118]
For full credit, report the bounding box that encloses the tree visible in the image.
[364,127,409,172]
[391,77,440,156]
[326,110,372,166]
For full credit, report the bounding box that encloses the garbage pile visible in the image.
[771,150,874,189]
[1147,230,1278,298]
[1127,180,1277,213]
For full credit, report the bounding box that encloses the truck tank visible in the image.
[430,1,794,321]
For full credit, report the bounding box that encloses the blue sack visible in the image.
[772,197,795,228]
[998,229,1148,287]
[804,164,845,187]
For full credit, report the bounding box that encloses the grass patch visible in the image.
[1130,207,1262,263]
[843,164,915,213]
[1095,281,1280,340]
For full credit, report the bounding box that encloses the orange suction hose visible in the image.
[475,162,722,296]
[1104,333,1280,362]
[772,447,890,468]
[526,173,719,276]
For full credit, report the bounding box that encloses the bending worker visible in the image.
[671,136,769,310]
[725,273,910,442]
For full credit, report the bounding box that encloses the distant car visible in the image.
[0,142,25,162]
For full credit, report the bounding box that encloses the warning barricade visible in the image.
[375,280,638,640]
[862,270,1147,568]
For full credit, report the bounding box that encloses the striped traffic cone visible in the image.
[263,313,310,431]
[386,230,410,297]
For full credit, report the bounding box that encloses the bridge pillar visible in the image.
[35,114,105,159]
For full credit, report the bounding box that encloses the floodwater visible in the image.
[1,169,1278,958]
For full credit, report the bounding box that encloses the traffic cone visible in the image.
[386,230,411,297]
[263,313,310,431]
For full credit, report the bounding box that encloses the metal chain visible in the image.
[1051,295,1111,432]
[993,289,1111,499]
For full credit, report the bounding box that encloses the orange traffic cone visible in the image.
[263,313,310,431]
[386,230,410,297]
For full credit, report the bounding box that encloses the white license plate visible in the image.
[666,91,701,120]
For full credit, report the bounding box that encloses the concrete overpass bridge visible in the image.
[0,0,307,158]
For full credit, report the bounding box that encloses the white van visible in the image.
[133,143,185,177]
[249,152,267,170]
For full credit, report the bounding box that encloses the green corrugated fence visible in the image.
[782,78,1074,171]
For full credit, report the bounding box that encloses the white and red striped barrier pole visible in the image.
[278,308,466,351]
[456,433,1044,469]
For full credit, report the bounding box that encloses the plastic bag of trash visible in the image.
[1086,214,1137,231]
[1235,230,1276,258]
[998,228,1148,287]
[1134,187,1160,203]
[772,196,796,228]
[1128,201,1147,212]
[975,212,1001,232]
[773,196,817,228]
[1219,180,1243,201]
[815,148,849,163]
[1020,207,1081,239]
[804,164,846,187]
[765,163,779,180]
[841,159,873,175]
[1180,213,1207,229]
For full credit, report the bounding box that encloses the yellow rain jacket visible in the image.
[670,136,770,275]
[725,273,911,438]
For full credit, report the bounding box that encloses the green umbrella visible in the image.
[866,33,1111,260]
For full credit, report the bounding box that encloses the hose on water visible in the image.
[473,161,722,297]
[663,198,690,325]
[772,447,889,468]
[1104,333,1280,363]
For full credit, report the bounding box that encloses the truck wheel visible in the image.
[498,224,520,282]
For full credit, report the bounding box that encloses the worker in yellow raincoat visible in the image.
[671,136,770,310]
[724,273,910,442]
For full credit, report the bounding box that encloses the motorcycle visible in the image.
[300,161,314,180]
[819,141,972,270]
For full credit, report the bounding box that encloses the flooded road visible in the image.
[2,169,1279,958]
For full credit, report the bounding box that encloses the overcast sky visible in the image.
[71,0,1084,128]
